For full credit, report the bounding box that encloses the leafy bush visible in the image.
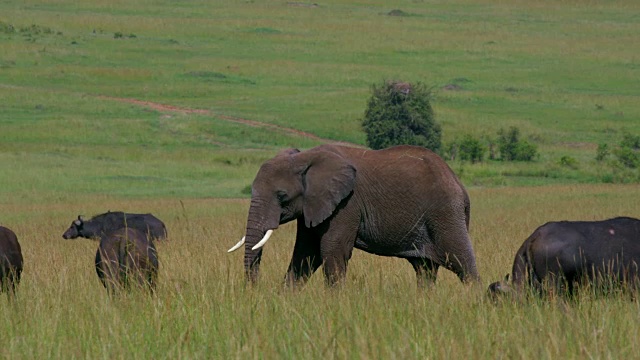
[113,32,136,39]
[496,127,538,161]
[20,24,55,35]
[613,146,639,169]
[595,143,609,162]
[620,132,640,150]
[444,141,458,161]
[602,165,640,183]
[362,80,441,152]
[559,156,578,169]
[611,132,640,169]
[459,135,487,163]
[447,135,486,163]
[241,184,252,196]
[0,21,15,34]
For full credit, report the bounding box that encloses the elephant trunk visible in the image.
[243,227,277,282]
[240,200,280,283]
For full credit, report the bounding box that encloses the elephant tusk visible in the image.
[252,229,274,250]
[227,236,245,253]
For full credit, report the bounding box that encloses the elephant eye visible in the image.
[276,191,289,203]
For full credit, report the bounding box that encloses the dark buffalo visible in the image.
[489,217,640,298]
[95,227,159,293]
[63,211,167,242]
[0,226,23,294]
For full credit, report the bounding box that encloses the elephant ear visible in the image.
[298,149,356,228]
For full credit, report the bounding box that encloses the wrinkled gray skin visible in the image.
[0,226,23,294]
[95,227,159,294]
[237,144,480,288]
[488,217,640,299]
[62,211,167,242]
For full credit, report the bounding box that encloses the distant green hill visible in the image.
[1,1,638,201]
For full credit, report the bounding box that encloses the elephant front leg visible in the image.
[321,254,349,287]
[285,222,323,287]
[407,258,440,289]
[319,226,357,287]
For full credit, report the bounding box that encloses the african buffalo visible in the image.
[95,227,159,293]
[489,217,640,298]
[63,211,167,242]
[0,226,23,294]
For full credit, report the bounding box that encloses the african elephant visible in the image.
[228,144,480,288]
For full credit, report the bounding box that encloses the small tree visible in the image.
[614,132,640,169]
[595,143,609,162]
[497,126,537,161]
[620,132,640,150]
[613,147,639,169]
[445,140,459,161]
[362,80,441,152]
[448,134,487,163]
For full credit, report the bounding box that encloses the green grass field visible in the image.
[1,1,640,358]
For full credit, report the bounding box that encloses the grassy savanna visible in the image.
[2,0,640,196]
[1,186,640,358]
[1,0,640,358]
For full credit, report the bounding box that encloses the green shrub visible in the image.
[241,184,252,196]
[559,156,578,169]
[595,143,609,162]
[460,135,487,163]
[20,24,54,35]
[0,21,15,34]
[486,136,498,160]
[600,172,614,183]
[611,131,640,169]
[613,146,639,169]
[496,127,538,161]
[620,132,640,150]
[447,135,486,163]
[605,165,640,183]
[444,141,458,161]
[362,80,441,152]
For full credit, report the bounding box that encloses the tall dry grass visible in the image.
[1,185,639,358]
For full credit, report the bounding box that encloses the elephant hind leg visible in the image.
[426,208,480,283]
[429,218,481,284]
[442,247,480,284]
[407,257,439,289]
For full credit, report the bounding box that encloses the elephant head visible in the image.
[228,147,356,283]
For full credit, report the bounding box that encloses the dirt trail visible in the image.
[102,96,360,146]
